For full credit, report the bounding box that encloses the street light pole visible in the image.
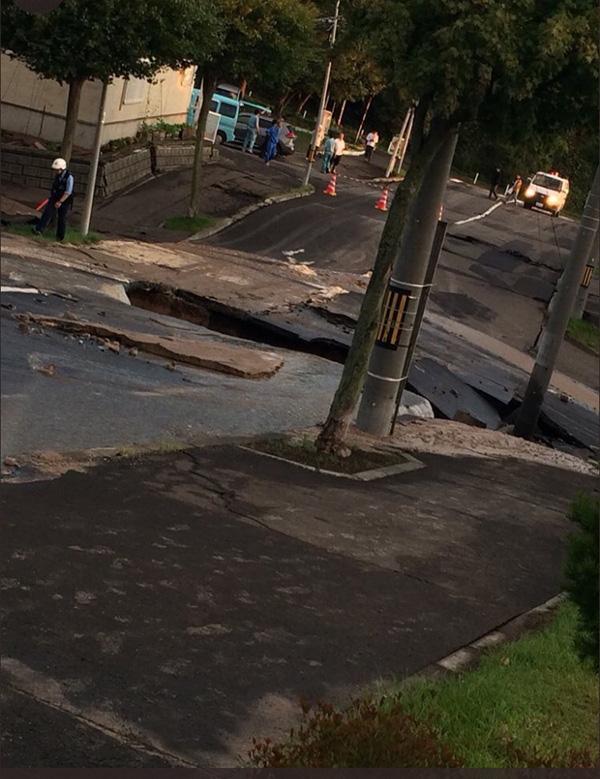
[514,163,600,439]
[80,80,108,236]
[302,0,341,188]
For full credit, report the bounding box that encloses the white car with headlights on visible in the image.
[522,171,569,217]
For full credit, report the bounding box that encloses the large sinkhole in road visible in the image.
[125,282,349,364]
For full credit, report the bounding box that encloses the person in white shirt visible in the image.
[365,130,379,162]
[331,132,346,172]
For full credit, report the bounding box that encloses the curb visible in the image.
[406,593,566,683]
[188,184,315,242]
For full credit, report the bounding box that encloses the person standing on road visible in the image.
[507,174,523,204]
[242,109,261,153]
[34,158,74,242]
[488,166,501,200]
[364,130,379,162]
[330,132,346,173]
[321,133,336,173]
[263,118,281,166]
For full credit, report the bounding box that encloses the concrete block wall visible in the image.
[1,146,151,199]
[1,142,217,200]
[151,142,216,173]
[100,149,152,197]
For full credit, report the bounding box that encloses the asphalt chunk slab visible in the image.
[409,357,502,429]
[17,314,283,379]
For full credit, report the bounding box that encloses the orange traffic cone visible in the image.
[323,172,337,197]
[375,188,389,211]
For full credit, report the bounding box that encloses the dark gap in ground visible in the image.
[125,282,592,454]
[126,282,349,364]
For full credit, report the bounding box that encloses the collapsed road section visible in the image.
[124,281,599,455]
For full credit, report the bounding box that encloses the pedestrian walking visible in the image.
[263,118,281,165]
[488,166,501,200]
[321,133,336,173]
[364,130,379,162]
[33,158,74,241]
[242,109,260,153]
[507,174,523,204]
[330,132,346,173]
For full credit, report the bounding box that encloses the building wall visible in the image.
[0,54,195,149]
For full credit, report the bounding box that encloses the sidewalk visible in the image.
[1,146,306,242]
[1,431,595,767]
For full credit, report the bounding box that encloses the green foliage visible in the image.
[196,0,318,95]
[567,318,600,355]
[5,224,100,245]
[1,0,222,83]
[140,120,185,139]
[164,214,216,232]
[564,494,600,669]
[248,698,462,767]
[394,603,599,766]
[249,604,599,768]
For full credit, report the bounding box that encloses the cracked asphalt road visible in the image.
[2,444,596,767]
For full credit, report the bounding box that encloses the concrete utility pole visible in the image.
[80,81,108,236]
[355,94,373,144]
[302,0,341,187]
[395,107,415,177]
[389,218,448,435]
[385,106,413,179]
[356,129,459,436]
[572,227,599,320]
[514,163,600,439]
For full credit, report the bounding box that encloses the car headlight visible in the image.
[546,194,559,206]
[524,186,535,198]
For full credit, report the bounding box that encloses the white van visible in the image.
[522,171,569,217]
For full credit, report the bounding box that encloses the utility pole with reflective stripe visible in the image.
[572,227,599,320]
[356,129,459,436]
[514,163,600,439]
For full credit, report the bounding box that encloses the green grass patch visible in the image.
[249,603,598,767]
[567,317,600,355]
[164,214,217,233]
[4,223,100,245]
[388,602,599,767]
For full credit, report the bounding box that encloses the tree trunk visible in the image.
[189,71,218,218]
[61,76,85,162]
[316,120,451,455]
[337,98,347,126]
[275,88,293,117]
[297,93,312,114]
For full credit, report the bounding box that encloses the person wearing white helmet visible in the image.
[34,157,74,241]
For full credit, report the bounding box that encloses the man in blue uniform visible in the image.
[34,158,74,241]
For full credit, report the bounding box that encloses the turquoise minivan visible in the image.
[208,93,240,144]
[187,89,240,143]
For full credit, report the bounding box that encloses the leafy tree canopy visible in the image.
[1,0,222,83]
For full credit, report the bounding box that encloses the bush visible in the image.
[248,699,462,768]
[564,494,599,669]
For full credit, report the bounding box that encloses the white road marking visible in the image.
[0,286,41,294]
[453,200,504,225]
[281,249,305,258]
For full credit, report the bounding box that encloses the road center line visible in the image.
[453,201,504,226]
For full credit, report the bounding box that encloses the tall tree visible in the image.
[316,0,598,453]
[1,0,220,161]
[189,0,317,217]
